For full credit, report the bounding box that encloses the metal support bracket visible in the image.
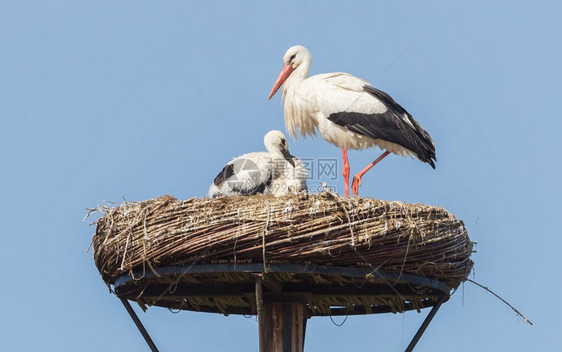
[405,295,447,352]
[120,298,160,352]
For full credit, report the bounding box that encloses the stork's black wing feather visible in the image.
[213,163,236,187]
[212,161,273,195]
[327,85,436,168]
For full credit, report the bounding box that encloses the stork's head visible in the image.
[268,45,312,100]
[263,130,295,166]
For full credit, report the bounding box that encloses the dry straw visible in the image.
[91,191,473,290]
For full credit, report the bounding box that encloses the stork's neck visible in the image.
[282,61,310,96]
[266,145,279,156]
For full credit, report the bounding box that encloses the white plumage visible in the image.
[208,130,307,197]
[268,45,436,196]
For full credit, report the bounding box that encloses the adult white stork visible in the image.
[208,130,308,197]
[268,45,436,197]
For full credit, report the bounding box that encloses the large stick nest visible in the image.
[92,192,473,290]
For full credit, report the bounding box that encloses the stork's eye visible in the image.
[289,54,296,62]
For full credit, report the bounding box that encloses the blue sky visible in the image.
[1,1,560,351]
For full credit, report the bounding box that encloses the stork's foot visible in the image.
[351,175,362,197]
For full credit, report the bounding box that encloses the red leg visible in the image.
[351,150,391,196]
[342,148,350,197]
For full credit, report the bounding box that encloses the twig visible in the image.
[394,234,412,284]
[466,279,533,326]
[323,190,355,247]
[262,201,271,273]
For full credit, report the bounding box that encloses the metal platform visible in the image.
[114,263,451,351]
[115,263,450,316]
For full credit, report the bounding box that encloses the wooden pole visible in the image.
[255,277,266,352]
[255,276,307,352]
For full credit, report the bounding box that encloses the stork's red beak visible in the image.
[268,64,293,100]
